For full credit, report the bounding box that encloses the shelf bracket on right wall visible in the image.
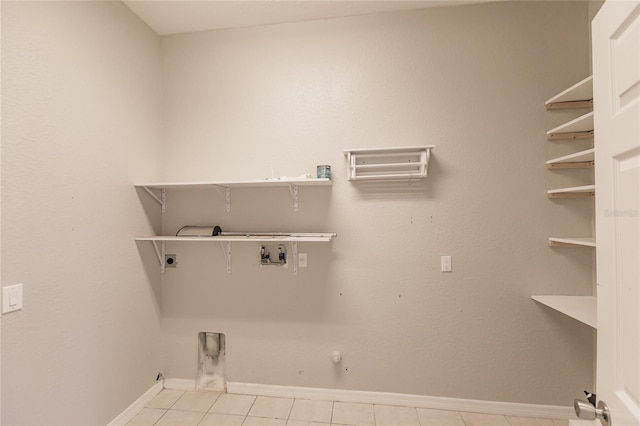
[142,187,166,213]
[220,241,231,273]
[151,240,166,273]
[288,184,299,212]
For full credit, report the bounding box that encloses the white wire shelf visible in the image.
[135,178,331,213]
[135,233,336,243]
[136,233,336,275]
[135,177,331,190]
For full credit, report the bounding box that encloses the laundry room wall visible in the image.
[158,1,594,406]
[1,2,164,424]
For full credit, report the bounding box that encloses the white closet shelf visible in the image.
[532,295,596,329]
[344,146,434,181]
[136,178,331,213]
[547,149,594,169]
[136,233,336,275]
[135,177,332,190]
[135,233,336,243]
[546,112,594,141]
[547,184,595,198]
[545,76,593,110]
[548,237,596,247]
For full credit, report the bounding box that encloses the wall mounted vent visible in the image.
[344,146,434,181]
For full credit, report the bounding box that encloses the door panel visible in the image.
[593,1,640,425]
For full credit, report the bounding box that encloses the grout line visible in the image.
[285,397,295,420]
[246,394,259,418]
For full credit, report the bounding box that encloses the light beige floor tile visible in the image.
[415,408,464,426]
[210,393,257,415]
[198,412,245,426]
[248,396,294,419]
[126,408,167,426]
[243,416,287,426]
[553,419,570,426]
[286,420,331,426]
[155,409,205,426]
[289,399,333,423]
[506,416,556,425]
[332,402,375,426]
[460,412,510,426]
[172,390,221,412]
[373,405,420,426]
[146,390,185,409]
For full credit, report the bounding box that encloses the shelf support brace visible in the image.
[292,241,298,275]
[213,186,231,213]
[288,184,299,212]
[151,240,166,273]
[221,241,231,273]
[143,187,166,213]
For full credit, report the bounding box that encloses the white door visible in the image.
[593,1,640,425]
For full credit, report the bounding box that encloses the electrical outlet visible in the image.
[298,253,308,268]
[165,254,177,268]
[441,256,452,272]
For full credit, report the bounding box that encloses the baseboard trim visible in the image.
[226,382,575,419]
[107,381,163,426]
[163,378,196,391]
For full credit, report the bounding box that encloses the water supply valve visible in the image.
[259,244,287,267]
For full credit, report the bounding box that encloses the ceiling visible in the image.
[123,1,495,36]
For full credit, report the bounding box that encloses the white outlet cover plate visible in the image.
[3,283,23,313]
[298,253,308,268]
[441,256,452,272]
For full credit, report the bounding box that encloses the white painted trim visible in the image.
[569,420,598,426]
[227,382,575,419]
[107,382,163,426]
[163,378,196,391]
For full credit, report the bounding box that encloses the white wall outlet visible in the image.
[3,283,23,314]
[441,256,452,272]
[298,253,308,268]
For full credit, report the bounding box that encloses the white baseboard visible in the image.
[227,382,575,419]
[108,381,163,426]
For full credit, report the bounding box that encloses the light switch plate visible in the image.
[298,253,308,268]
[3,283,23,314]
[441,256,452,272]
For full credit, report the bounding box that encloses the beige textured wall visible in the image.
[160,1,595,406]
[1,2,163,424]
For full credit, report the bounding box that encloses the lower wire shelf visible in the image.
[135,233,336,275]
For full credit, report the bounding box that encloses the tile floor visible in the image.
[127,389,571,426]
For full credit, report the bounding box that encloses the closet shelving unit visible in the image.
[533,76,596,329]
[135,177,336,274]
